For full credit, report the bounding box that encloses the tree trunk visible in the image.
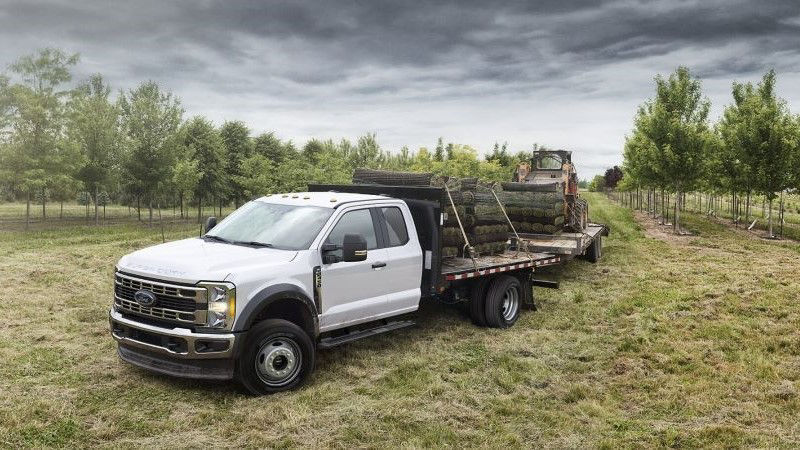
[158,201,165,243]
[673,190,679,233]
[768,198,774,238]
[25,191,30,231]
[745,191,750,223]
[94,186,99,226]
[179,192,184,219]
[149,200,153,227]
[103,204,106,221]
[137,196,141,221]
[42,188,46,220]
[60,201,63,219]
[197,194,202,224]
[779,191,784,238]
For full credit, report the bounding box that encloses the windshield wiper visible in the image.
[203,234,232,244]
[234,241,274,248]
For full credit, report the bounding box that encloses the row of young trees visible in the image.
[0,49,541,228]
[621,67,800,236]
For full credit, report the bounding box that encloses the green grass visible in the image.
[1,193,799,447]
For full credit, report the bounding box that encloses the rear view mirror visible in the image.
[204,216,217,234]
[342,233,367,262]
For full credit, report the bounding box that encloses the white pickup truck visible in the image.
[110,185,606,394]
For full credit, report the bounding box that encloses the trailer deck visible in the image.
[515,223,608,256]
[440,223,609,281]
[441,252,563,281]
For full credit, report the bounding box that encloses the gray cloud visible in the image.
[2,0,800,176]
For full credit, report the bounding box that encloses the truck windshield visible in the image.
[205,201,333,250]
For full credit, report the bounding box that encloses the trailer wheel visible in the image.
[484,275,522,328]
[584,237,602,263]
[236,319,315,395]
[469,277,491,326]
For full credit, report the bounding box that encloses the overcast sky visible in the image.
[2,0,800,176]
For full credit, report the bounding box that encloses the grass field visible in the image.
[1,193,798,447]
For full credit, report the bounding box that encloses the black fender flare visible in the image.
[234,283,318,336]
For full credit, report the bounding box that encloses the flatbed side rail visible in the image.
[442,254,564,281]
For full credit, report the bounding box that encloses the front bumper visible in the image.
[109,308,238,380]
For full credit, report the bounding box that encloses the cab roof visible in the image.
[257,191,392,208]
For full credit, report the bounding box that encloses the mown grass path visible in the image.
[1,193,798,447]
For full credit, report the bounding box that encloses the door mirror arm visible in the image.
[321,243,341,264]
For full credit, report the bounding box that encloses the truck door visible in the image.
[319,208,390,328]
[377,206,422,314]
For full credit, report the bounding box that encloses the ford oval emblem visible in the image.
[134,289,157,307]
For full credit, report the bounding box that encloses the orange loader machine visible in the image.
[513,149,588,232]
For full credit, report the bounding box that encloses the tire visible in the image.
[236,319,315,395]
[469,278,492,326]
[484,275,522,328]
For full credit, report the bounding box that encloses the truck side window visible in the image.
[325,209,378,257]
[381,207,409,246]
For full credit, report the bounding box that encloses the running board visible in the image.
[318,320,416,349]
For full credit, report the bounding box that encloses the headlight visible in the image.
[199,282,236,329]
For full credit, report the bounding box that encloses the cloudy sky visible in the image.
[2,0,800,176]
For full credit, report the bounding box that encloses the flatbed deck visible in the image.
[441,251,563,281]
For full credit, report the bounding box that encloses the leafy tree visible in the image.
[68,74,122,223]
[734,70,798,237]
[603,166,623,188]
[632,66,712,232]
[172,157,202,219]
[235,154,275,199]
[118,81,183,223]
[0,48,79,226]
[253,132,285,163]
[219,120,252,207]
[445,142,455,160]
[302,138,325,164]
[434,137,444,161]
[183,116,225,221]
[350,133,380,168]
[588,174,606,192]
[487,141,511,167]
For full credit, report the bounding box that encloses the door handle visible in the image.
[372,262,387,269]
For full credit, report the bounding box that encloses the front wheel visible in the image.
[484,275,522,328]
[236,319,315,395]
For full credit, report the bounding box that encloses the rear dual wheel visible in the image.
[484,275,522,328]
[470,275,524,329]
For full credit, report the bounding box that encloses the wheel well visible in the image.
[252,298,315,337]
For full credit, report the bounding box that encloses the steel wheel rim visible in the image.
[255,337,302,387]
[501,286,519,321]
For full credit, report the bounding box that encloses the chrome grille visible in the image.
[114,272,207,325]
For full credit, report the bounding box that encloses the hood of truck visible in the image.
[117,237,299,283]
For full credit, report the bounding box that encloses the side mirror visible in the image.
[342,233,367,262]
[204,216,217,234]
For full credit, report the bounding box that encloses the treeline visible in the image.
[619,66,800,237]
[0,49,540,228]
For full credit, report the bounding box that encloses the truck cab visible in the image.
[110,192,423,394]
